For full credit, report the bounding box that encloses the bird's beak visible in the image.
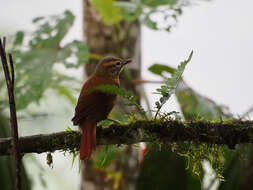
[123,58,132,65]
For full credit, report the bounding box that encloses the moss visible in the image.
[48,117,253,181]
[107,117,253,181]
[51,136,62,147]
[62,127,80,156]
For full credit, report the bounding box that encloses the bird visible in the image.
[72,57,132,160]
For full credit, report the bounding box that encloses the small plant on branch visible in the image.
[154,50,193,118]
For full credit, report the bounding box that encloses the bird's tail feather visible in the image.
[80,120,96,160]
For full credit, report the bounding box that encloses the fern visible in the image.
[154,50,193,118]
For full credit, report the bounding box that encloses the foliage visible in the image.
[1,6,248,189]
[148,63,175,77]
[92,0,187,31]
[148,60,235,183]
[154,50,193,118]
[137,143,199,190]
[0,11,89,188]
[92,0,123,25]
[174,80,234,183]
[149,61,233,120]
[83,48,233,185]
[93,145,126,169]
[218,151,242,190]
[0,10,89,110]
[0,10,89,190]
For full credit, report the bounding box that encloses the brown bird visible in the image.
[72,57,132,160]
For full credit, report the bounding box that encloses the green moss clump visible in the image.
[63,127,80,154]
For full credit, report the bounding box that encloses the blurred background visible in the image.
[0,0,253,189]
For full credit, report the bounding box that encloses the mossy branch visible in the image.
[1,119,253,156]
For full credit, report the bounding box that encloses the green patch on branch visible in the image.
[63,127,80,154]
[63,127,81,166]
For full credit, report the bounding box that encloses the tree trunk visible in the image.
[81,0,141,189]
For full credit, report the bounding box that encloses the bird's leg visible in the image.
[106,118,120,124]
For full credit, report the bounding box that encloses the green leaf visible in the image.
[154,51,193,116]
[56,85,76,105]
[141,0,178,7]
[32,16,44,23]
[219,151,242,190]
[142,14,158,30]
[137,143,200,190]
[93,145,125,168]
[13,31,24,46]
[148,63,175,76]
[92,0,123,25]
[115,2,142,22]
[175,82,232,121]
[140,0,185,31]
[165,50,192,88]
[90,0,186,31]
[13,49,55,110]
[29,10,74,48]
[0,10,89,110]
[55,40,89,68]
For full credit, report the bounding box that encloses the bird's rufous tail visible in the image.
[80,120,96,160]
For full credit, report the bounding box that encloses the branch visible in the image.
[0,37,22,190]
[1,119,253,156]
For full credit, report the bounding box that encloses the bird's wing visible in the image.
[72,92,102,125]
[72,75,119,125]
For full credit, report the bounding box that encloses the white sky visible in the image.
[142,0,253,115]
[1,0,253,189]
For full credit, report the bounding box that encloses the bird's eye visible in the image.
[115,61,121,66]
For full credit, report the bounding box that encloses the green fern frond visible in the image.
[154,50,193,118]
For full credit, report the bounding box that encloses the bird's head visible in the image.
[95,57,132,78]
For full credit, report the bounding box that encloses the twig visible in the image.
[0,37,22,190]
[9,53,15,87]
[3,36,6,49]
[1,119,253,156]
